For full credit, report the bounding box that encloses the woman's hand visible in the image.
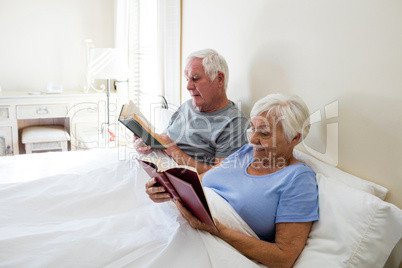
[176,196,312,267]
[175,200,220,236]
[145,178,172,203]
[133,135,153,154]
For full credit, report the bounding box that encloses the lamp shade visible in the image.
[88,48,128,80]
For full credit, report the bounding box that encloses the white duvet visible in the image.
[1,148,401,268]
[0,148,264,268]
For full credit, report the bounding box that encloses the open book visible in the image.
[138,157,217,231]
[118,100,167,149]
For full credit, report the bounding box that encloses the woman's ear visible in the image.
[292,133,301,145]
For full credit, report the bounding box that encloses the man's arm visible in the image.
[134,132,220,173]
[158,133,222,174]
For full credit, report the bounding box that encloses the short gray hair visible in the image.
[250,93,310,143]
[185,49,229,91]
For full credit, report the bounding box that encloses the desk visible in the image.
[0,90,120,155]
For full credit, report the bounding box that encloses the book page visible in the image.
[120,100,155,133]
[119,101,166,148]
[140,157,178,172]
[140,157,197,174]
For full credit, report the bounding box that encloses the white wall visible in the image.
[182,0,402,208]
[0,0,114,92]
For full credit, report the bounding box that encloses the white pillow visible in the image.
[293,150,388,200]
[205,187,259,239]
[294,174,402,268]
[157,108,175,133]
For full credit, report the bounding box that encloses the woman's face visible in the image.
[249,112,297,168]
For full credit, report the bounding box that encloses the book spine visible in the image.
[155,173,181,201]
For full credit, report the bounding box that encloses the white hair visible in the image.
[185,49,229,91]
[250,93,311,144]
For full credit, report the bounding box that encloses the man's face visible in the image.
[184,58,221,112]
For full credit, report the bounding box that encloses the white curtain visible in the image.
[157,0,181,109]
[114,0,129,104]
[116,0,181,124]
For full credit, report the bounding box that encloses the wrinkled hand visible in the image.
[175,200,220,235]
[145,178,172,203]
[158,133,182,158]
[133,135,153,154]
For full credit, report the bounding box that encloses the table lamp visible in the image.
[87,48,128,141]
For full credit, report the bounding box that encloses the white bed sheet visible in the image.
[0,148,264,268]
[0,148,401,268]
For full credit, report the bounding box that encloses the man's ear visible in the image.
[216,71,225,88]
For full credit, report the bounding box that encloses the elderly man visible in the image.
[135,49,248,174]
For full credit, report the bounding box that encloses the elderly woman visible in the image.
[146,93,319,268]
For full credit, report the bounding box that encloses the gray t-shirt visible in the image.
[164,100,249,165]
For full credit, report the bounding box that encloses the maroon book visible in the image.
[138,158,217,231]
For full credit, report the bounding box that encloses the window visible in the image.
[122,0,181,122]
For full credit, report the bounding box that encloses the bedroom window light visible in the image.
[125,0,181,122]
[128,0,157,120]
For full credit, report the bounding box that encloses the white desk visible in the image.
[0,90,120,155]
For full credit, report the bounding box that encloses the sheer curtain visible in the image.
[156,0,181,109]
[115,0,181,125]
[114,0,129,105]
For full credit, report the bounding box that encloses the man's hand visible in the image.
[158,134,182,157]
[157,133,219,174]
[145,178,172,203]
[133,135,153,154]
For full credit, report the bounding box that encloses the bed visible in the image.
[0,146,401,268]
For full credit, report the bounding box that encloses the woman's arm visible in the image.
[175,201,312,268]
